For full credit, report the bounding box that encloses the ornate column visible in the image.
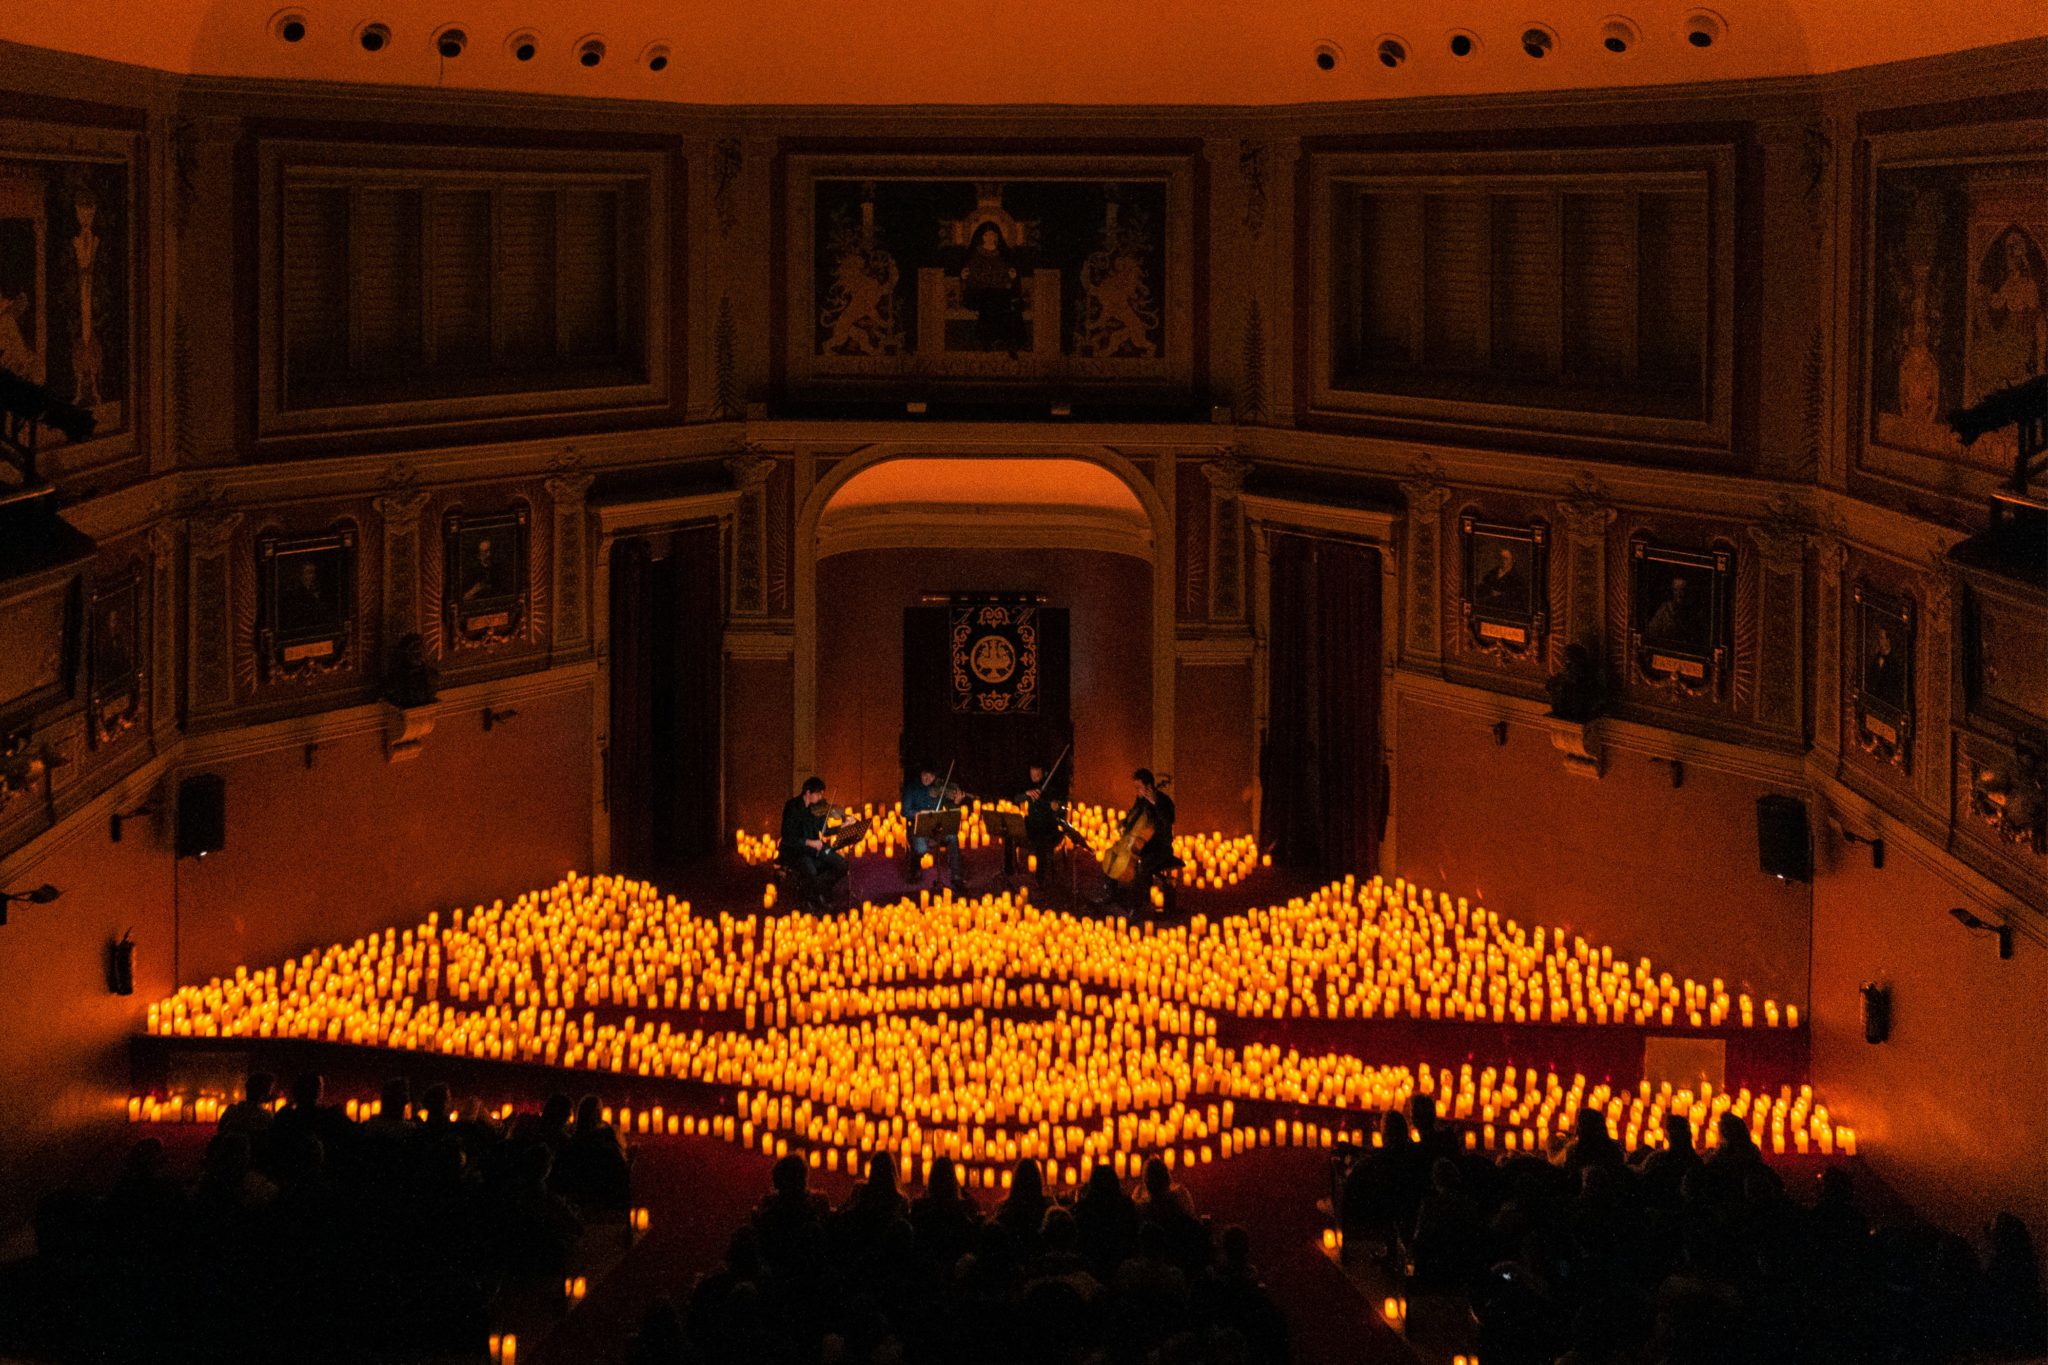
[1396,462,1452,669]
[1812,526,1849,769]
[184,506,242,718]
[1747,499,1810,738]
[1553,473,1617,658]
[1202,453,1251,622]
[147,520,179,737]
[726,449,775,617]
[374,476,431,654]
[545,466,596,656]
[1918,539,1957,811]
[1247,519,1274,840]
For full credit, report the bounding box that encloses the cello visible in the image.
[1098,774,1168,886]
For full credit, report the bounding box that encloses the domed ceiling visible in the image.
[2,0,2041,106]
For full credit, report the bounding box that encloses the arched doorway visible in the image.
[794,449,1175,810]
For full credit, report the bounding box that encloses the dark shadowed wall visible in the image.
[1392,690,1812,1003]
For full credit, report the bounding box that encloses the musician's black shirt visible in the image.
[779,796,820,867]
[1125,791,1176,864]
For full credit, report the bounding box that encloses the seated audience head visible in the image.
[289,1071,324,1109]
[866,1151,898,1193]
[1142,1155,1172,1198]
[244,1072,275,1106]
[1086,1162,1123,1201]
[378,1076,409,1118]
[575,1094,605,1130]
[1717,1111,1754,1151]
[1576,1106,1608,1144]
[1664,1112,1695,1153]
[1012,1157,1043,1201]
[1381,1110,1410,1145]
[1220,1223,1252,1270]
[928,1156,961,1200]
[542,1092,573,1127]
[1411,1093,1437,1133]
[772,1153,809,1196]
[1042,1205,1078,1251]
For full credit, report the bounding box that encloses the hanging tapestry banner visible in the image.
[950,598,1040,713]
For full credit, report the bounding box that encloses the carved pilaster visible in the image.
[185,510,242,715]
[1814,532,1849,765]
[1554,475,1617,659]
[545,471,596,652]
[1398,462,1452,667]
[726,450,775,617]
[146,520,179,735]
[375,485,431,651]
[1202,454,1251,621]
[1747,499,1810,735]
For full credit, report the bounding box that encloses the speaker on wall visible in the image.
[176,773,226,859]
[1756,794,1811,883]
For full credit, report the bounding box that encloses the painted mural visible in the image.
[808,177,1173,381]
[0,153,129,445]
[1869,158,2047,472]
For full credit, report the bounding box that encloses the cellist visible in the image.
[1104,768,1176,910]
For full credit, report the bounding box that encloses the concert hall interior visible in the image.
[0,4,2044,1363]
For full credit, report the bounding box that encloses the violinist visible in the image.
[1105,768,1176,910]
[902,763,965,888]
[1018,760,1066,887]
[779,776,847,911]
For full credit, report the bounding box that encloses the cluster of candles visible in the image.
[139,871,1854,1180]
[735,799,1265,890]
[148,875,1802,1045]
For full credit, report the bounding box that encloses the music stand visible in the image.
[825,816,872,851]
[987,810,1031,891]
[911,808,962,844]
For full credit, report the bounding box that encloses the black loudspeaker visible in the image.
[175,773,226,859]
[1859,982,1890,1045]
[1756,794,1811,883]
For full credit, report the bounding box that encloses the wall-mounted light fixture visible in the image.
[1838,826,1885,869]
[109,799,160,843]
[0,883,60,926]
[1949,912,2015,965]
[483,706,520,732]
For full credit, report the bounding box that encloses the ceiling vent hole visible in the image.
[507,31,538,61]
[1448,31,1477,57]
[357,22,391,52]
[643,43,671,72]
[434,27,467,58]
[1600,18,1638,53]
[1376,37,1408,68]
[576,36,606,67]
[1684,10,1725,46]
[272,11,308,43]
[1521,26,1555,58]
[1313,42,1341,71]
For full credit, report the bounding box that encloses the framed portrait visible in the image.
[1630,537,1731,698]
[0,571,79,724]
[257,529,356,681]
[1459,516,1548,662]
[1963,582,2048,735]
[1849,586,1913,769]
[86,568,142,746]
[444,506,529,649]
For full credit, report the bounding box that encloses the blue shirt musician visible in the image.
[902,764,965,888]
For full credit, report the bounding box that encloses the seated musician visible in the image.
[902,764,964,887]
[1019,761,1066,886]
[1109,767,1178,910]
[778,776,847,911]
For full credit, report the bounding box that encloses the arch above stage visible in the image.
[817,457,1154,560]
